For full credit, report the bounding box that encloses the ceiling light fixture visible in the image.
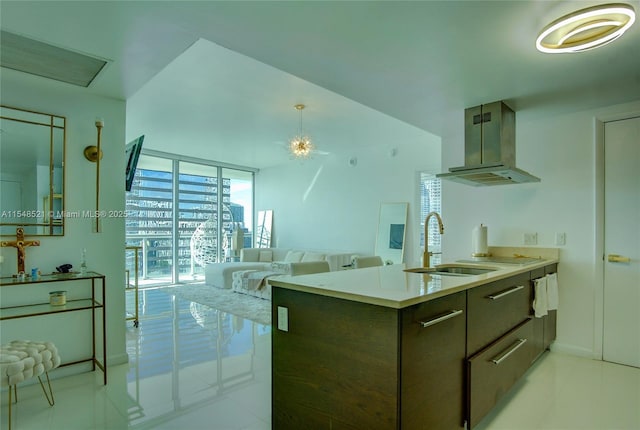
[289,104,314,159]
[536,3,636,53]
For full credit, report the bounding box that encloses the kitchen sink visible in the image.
[404,264,498,276]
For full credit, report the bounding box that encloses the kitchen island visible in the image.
[270,249,558,429]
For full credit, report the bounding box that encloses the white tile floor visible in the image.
[2,288,639,429]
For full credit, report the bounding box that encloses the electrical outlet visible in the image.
[555,232,566,246]
[277,306,289,332]
[524,232,538,245]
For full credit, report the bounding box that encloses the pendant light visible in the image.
[289,104,314,159]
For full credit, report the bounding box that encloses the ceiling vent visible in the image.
[0,30,108,87]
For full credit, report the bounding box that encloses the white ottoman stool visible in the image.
[1,340,61,430]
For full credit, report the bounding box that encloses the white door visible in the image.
[603,116,640,368]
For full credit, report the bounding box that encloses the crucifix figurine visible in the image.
[1,228,40,275]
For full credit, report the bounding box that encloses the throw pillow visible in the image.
[301,252,326,262]
[284,250,304,263]
[259,250,273,262]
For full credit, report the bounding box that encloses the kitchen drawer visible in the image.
[467,272,531,357]
[467,318,534,429]
[530,267,545,280]
[545,263,558,274]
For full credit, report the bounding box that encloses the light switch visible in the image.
[277,306,289,332]
[524,233,538,245]
[555,232,566,246]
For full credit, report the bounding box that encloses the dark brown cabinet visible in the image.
[272,288,399,429]
[272,263,557,429]
[400,291,467,429]
[467,318,534,429]
[543,264,558,351]
[530,265,558,361]
[466,265,557,429]
[465,272,533,428]
[272,288,466,429]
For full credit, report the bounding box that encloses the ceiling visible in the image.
[2,1,639,169]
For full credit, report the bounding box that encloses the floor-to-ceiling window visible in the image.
[177,162,220,282]
[420,173,442,266]
[126,156,174,285]
[126,152,255,285]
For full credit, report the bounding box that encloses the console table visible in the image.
[0,271,107,384]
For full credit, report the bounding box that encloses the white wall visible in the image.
[1,70,128,368]
[441,99,640,358]
[256,131,441,266]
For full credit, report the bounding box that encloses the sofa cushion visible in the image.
[284,250,304,263]
[259,250,273,262]
[240,248,260,262]
[301,251,326,262]
[289,261,330,276]
[241,248,290,262]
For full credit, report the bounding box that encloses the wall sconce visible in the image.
[84,119,104,232]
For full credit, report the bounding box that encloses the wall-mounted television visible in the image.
[125,135,144,191]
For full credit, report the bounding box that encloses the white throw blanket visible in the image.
[245,271,280,291]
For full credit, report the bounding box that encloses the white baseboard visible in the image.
[550,342,601,360]
[108,352,129,366]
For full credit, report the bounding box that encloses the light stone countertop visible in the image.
[269,249,559,309]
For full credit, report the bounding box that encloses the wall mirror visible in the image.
[375,202,408,264]
[255,209,273,248]
[1,105,66,236]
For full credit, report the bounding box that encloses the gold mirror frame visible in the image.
[1,105,66,236]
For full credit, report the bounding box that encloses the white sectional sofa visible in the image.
[231,261,331,300]
[204,248,354,289]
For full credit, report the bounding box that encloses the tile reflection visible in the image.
[126,288,271,429]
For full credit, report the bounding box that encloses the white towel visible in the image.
[533,276,548,318]
[546,273,559,310]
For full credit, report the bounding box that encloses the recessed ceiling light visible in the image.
[536,3,636,53]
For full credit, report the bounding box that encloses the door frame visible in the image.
[593,110,640,360]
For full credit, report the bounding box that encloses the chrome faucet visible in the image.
[423,211,444,268]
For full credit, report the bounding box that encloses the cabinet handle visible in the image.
[608,254,631,263]
[491,338,527,365]
[487,285,524,300]
[419,309,463,328]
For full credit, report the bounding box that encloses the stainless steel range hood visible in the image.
[437,101,540,186]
